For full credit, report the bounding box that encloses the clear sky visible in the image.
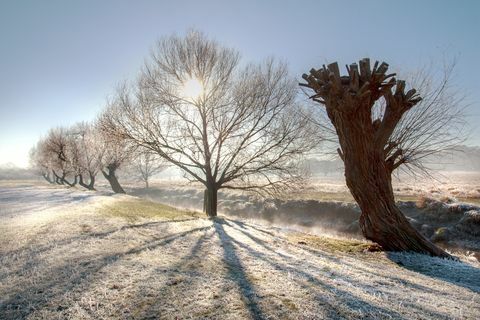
[1,0,479,167]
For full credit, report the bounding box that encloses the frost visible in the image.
[1,182,479,319]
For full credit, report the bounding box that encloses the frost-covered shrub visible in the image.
[455,210,480,236]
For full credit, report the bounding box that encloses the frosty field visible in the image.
[1,181,479,319]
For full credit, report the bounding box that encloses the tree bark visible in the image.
[203,186,218,218]
[102,168,126,194]
[329,108,450,258]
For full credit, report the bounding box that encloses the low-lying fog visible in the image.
[125,171,480,257]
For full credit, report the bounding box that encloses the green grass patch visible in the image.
[101,198,200,222]
[289,234,371,253]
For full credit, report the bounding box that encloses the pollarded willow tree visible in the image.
[300,58,464,258]
[70,122,105,190]
[43,127,78,186]
[97,127,131,194]
[100,31,316,217]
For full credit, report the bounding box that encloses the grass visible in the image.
[101,198,200,222]
[3,184,480,319]
[287,233,372,253]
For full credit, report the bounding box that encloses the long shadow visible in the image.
[386,252,480,293]
[228,219,278,238]
[0,218,197,282]
[228,218,463,302]
[0,225,213,319]
[231,219,480,298]
[214,220,265,320]
[132,228,216,318]
[222,219,454,319]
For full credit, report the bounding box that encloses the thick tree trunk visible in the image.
[203,186,218,218]
[88,173,96,190]
[335,114,450,258]
[102,168,126,194]
[145,179,149,189]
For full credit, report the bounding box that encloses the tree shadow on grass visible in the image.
[0,218,198,282]
[220,219,412,319]
[214,219,266,320]
[227,218,467,319]
[0,224,213,319]
[386,251,480,293]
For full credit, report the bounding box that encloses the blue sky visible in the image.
[1,0,479,167]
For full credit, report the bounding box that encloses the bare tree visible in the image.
[131,149,166,189]
[70,122,105,190]
[300,58,465,257]
[43,127,78,186]
[100,31,316,217]
[29,142,55,184]
[97,126,131,194]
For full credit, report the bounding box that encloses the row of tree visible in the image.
[29,122,165,192]
[31,30,465,257]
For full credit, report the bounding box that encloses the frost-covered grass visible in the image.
[1,182,480,319]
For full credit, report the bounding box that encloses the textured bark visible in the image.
[102,167,125,194]
[301,58,450,258]
[203,186,218,218]
[335,111,449,257]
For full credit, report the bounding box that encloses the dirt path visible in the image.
[1,183,479,319]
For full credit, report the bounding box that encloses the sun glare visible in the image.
[182,77,203,100]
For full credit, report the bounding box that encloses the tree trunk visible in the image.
[335,113,450,258]
[102,168,126,194]
[42,172,54,184]
[79,173,96,190]
[64,175,78,187]
[145,179,149,189]
[203,186,218,218]
[52,170,64,185]
[88,173,96,190]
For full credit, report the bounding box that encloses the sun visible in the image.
[182,77,203,100]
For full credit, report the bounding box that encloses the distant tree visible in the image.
[70,122,105,190]
[100,31,316,217]
[29,142,55,184]
[131,150,166,189]
[97,126,131,194]
[43,127,78,186]
[301,58,465,258]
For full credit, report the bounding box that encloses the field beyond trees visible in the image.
[1,181,479,319]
